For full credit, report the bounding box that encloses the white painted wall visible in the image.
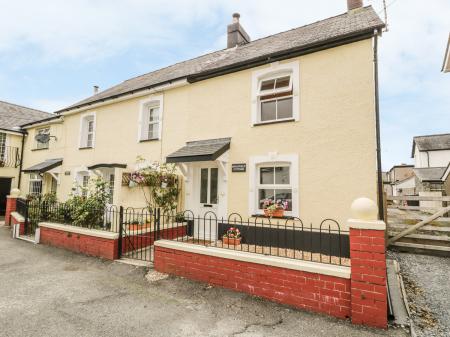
[392,176,415,196]
[414,148,450,168]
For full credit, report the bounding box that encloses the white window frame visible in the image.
[29,173,43,196]
[138,95,163,142]
[79,112,96,149]
[0,132,7,161]
[251,61,300,125]
[256,163,293,212]
[36,127,50,150]
[249,153,299,217]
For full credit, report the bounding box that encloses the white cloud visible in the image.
[1,0,449,169]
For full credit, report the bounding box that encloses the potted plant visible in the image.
[262,199,288,218]
[222,227,241,245]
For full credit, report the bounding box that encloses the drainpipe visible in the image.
[17,131,26,190]
[374,32,384,220]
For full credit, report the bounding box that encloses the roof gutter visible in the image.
[56,26,383,115]
[188,28,383,83]
[56,79,188,115]
[20,115,62,129]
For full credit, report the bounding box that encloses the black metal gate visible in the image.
[117,207,159,262]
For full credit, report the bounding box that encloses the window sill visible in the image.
[79,146,94,150]
[139,138,160,143]
[31,148,49,151]
[253,118,296,127]
[251,214,296,220]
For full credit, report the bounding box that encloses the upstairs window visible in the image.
[138,96,163,142]
[36,127,50,150]
[139,101,161,141]
[80,114,95,148]
[258,74,293,123]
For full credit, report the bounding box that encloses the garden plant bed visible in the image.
[180,238,350,266]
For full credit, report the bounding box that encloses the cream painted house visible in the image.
[0,101,52,215]
[19,2,385,226]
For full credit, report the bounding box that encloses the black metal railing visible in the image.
[26,200,119,233]
[16,198,28,218]
[16,200,349,266]
[0,146,20,168]
[158,211,350,266]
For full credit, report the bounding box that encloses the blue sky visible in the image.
[0,0,449,170]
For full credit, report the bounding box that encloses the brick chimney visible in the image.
[347,0,363,11]
[227,13,251,48]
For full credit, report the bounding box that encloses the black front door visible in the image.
[0,178,12,216]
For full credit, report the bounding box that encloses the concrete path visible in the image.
[0,226,408,337]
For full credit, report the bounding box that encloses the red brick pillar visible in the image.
[349,198,387,329]
[5,196,18,226]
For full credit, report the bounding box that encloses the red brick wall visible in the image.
[40,226,118,260]
[154,246,351,319]
[5,197,17,226]
[10,212,25,235]
[350,228,387,328]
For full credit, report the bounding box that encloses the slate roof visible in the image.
[22,158,63,173]
[413,167,446,182]
[58,6,384,113]
[411,133,450,157]
[166,138,231,163]
[0,101,54,132]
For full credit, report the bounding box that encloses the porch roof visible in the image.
[23,158,63,173]
[166,138,231,163]
[87,163,127,170]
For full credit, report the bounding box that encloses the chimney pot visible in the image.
[93,85,99,94]
[347,0,363,11]
[227,13,251,48]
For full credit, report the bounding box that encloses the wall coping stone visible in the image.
[39,222,119,240]
[10,212,25,223]
[155,240,350,279]
[348,219,386,230]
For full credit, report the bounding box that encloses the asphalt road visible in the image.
[0,226,408,337]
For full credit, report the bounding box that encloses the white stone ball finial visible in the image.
[9,188,20,197]
[350,197,378,221]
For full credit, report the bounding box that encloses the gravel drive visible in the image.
[0,226,409,337]
[390,251,450,337]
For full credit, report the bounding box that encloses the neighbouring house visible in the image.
[18,2,385,227]
[383,164,415,197]
[0,101,52,215]
[411,133,450,194]
[442,33,450,73]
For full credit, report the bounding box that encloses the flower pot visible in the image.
[223,237,241,246]
[264,209,285,218]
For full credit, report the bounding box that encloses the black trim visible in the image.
[56,28,382,114]
[253,118,296,127]
[78,146,93,150]
[166,143,230,163]
[22,159,63,174]
[188,30,380,83]
[87,163,127,170]
[0,127,24,134]
[139,138,160,143]
[19,115,60,128]
[31,147,49,152]
[374,33,384,220]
